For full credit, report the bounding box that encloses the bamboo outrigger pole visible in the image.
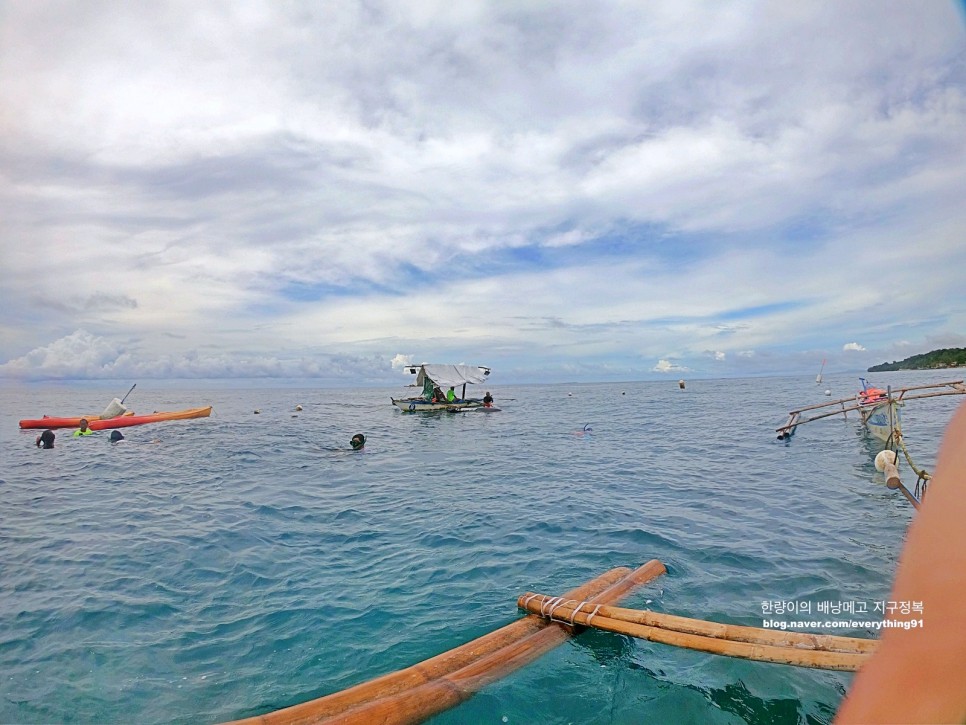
[882,459,921,509]
[518,594,875,671]
[227,560,666,725]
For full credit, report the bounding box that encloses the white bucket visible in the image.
[101,398,128,419]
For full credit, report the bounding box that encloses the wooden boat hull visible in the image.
[392,398,484,413]
[88,406,212,430]
[860,399,900,443]
[20,411,135,430]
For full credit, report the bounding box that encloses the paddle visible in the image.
[120,383,136,405]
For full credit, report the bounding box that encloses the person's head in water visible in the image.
[110,430,125,443]
[350,433,366,450]
[36,429,55,449]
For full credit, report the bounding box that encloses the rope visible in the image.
[540,597,563,617]
[894,428,931,483]
[568,600,588,626]
[889,426,930,506]
[547,599,575,623]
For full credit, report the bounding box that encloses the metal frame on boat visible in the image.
[391,363,492,412]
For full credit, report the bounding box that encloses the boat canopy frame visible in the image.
[406,363,491,400]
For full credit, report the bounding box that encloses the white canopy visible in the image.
[412,364,490,388]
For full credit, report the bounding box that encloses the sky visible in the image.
[1,1,965,387]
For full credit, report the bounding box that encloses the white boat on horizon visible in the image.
[391,363,494,412]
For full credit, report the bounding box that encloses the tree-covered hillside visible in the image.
[868,347,966,372]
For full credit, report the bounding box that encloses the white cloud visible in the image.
[843,342,867,352]
[652,359,689,373]
[0,3,963,383]
[391,354,413,369]
[0,329,396,384]
[0,330,127,379]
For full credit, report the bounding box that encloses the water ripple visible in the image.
[1,374,957,723]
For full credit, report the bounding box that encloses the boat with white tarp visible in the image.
[391,363,493,412]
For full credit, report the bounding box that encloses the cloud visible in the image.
[391,354,413,369]
[843,342,867,352]
[0,3,963,383]
[0,329,396,384]
[652,359,689,373]
[0,329,128,379]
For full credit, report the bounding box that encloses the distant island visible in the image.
[868,347,966,372]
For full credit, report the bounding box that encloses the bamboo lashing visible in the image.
[518,594,875,671]
[226,560,666,725]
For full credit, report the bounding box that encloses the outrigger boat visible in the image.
[391,363,493,412]
[777,378,966,508]
[776,378,966,444]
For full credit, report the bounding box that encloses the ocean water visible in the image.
[1,371,962,724]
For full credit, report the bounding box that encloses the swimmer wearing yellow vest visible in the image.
[73,419,94,437]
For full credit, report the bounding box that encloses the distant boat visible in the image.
[391,363,493,412]
[816,359,826,384]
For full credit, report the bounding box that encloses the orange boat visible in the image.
[89,407,212,430]
[20,407,211,430]
[19,411,136,430]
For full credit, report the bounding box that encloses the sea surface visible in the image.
[1,371,962,724]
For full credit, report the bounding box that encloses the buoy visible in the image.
[295,404,303,411]
[678,380,685,389]
[254,409,261,414]
[824,389,831,396]
[875,450,902,489]
[874,450,898,472]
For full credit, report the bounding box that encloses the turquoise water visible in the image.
[1,372,961,724]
